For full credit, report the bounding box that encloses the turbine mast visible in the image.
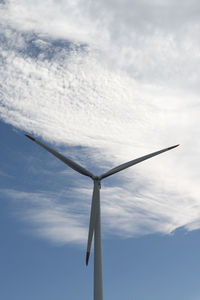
[93,179,103,300]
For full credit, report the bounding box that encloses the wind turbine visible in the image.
[25,134,179,300]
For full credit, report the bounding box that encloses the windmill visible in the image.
[25,134,179,300]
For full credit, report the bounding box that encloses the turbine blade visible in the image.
[25,135,94,179]
[86,180,99,266]
[100,144,179,180]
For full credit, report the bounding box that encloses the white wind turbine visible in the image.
[25,134,179,300]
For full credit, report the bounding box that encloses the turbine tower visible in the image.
[25,134,179,300]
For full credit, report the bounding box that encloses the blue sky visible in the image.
[1,122,200,300]
[1,0,200,299]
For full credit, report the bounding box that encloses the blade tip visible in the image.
[168,144,180,150]
[25,134,36,142]
[86,252,90,266]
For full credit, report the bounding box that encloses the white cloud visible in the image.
[1,0,200,244]
[2,0,200,89]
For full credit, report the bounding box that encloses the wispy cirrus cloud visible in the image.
[1,0,200,244]
[1,188,89,245]
[1,179,199,246]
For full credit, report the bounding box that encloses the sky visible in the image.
[1,0,200,299]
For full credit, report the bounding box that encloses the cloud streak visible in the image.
[1,188,89,245]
